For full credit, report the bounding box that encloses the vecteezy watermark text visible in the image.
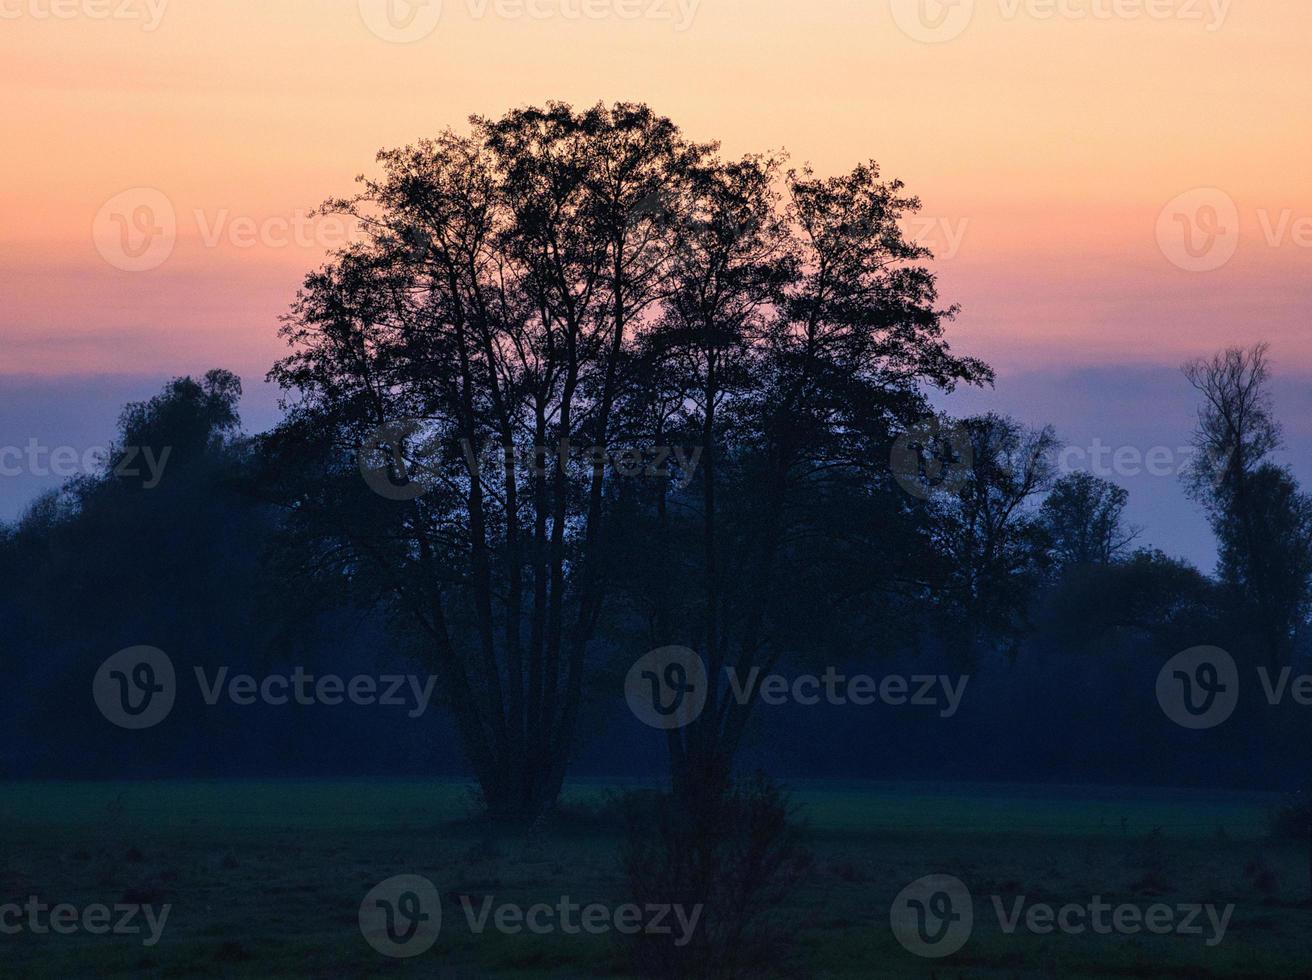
[890,874,1233,959]
[0,440,169,487]
[457,439,703,488]
[891,416,1206,501]
[625,647,968,729]
[93,646,437,729]
[891,0,1231,44]
[0,0,168,30]
[93,188,362,273]
[359,422,704,501]
[360,874,701,958]
[358,0,702,43]
[461,894,701,946]
[0,897,171,947]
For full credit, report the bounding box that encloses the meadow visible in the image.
[0,780,1306,977]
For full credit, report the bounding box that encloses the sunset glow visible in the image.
[4,0,1310,378]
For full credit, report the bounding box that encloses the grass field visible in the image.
[0,779,1307,977]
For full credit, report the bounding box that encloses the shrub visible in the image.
[620,772,812,979]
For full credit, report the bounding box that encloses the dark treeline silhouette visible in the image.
[3,106,1311,816]
[0,370,427,779]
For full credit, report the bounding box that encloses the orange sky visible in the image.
[3,0,1310,379]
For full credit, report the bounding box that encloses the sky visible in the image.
[2,0,1310,567]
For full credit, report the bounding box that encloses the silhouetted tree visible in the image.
[926,414,1058,662]
[1039,547,1220,654]
[1041,471,1138,568]
[621,159,992,801]
[264,103,716,817]
[0,371,271,776]
[1183,343,1312,898]
[1183,343,1312,668]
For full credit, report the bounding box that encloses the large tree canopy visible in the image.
[262,101,991,815]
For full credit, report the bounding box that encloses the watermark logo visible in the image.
[93,188,176,272]
[1156,188,1240,272]
[625,646,708,730]
[628,188,676,230]
[93,646,176,730]
[360,875,443,958]
[891,0,976,43]
[1156,645,1238,729]
[891,875,973,958]
[358,0,443,41]
[359,420,432,501]
[890,418,973,500]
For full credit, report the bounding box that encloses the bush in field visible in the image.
[620,773,812,979]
